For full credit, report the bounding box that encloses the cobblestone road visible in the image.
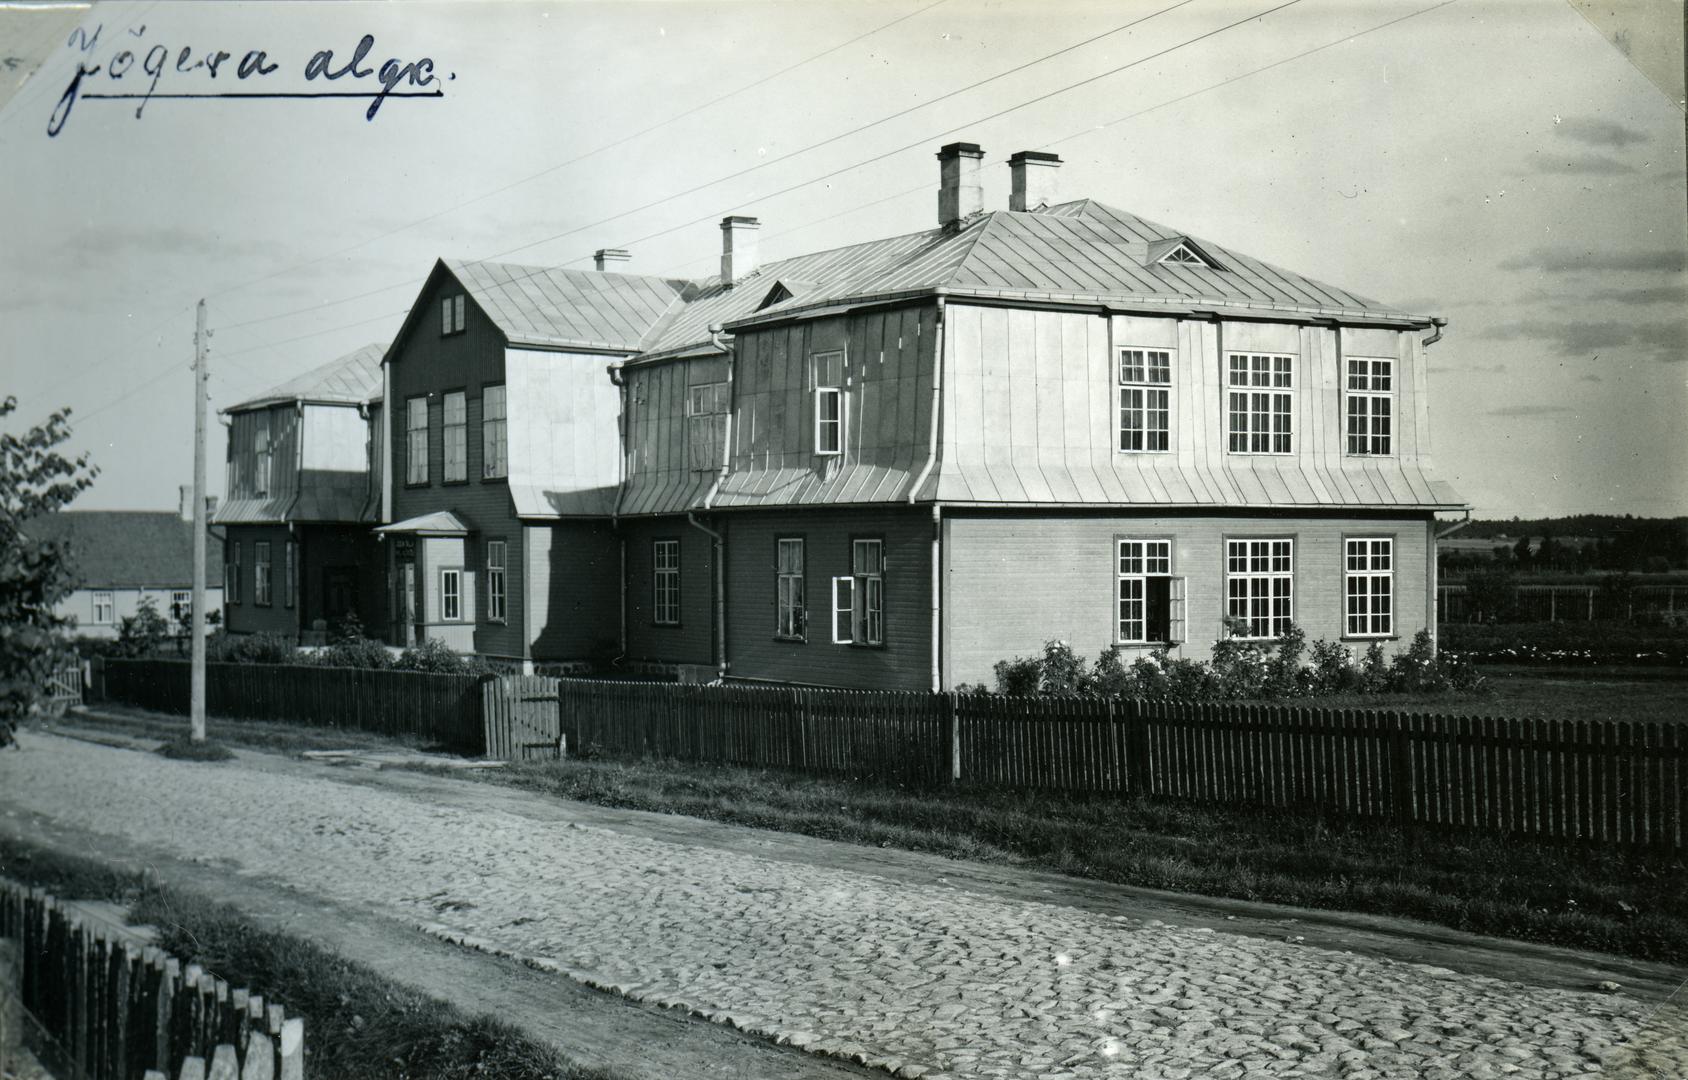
[2,736,1682,1080]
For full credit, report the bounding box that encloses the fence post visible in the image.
[1126,699,1150,796]
[1388,712,1412,831]
[0,939,18,1080]
[942,692,960,783]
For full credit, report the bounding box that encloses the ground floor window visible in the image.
[833,539,883,646]
[171,590,191,624]
[486,539,507,623]
[285,541,297,609]
[1345,537,1393,637]
[227,541,241,604]
[254,542,272,606]
[776,538,805,640]
[92,590,114,625]
[441,568,462,621]
[1117,539,1184,643]
[1226,538,1293,638]
[653,539,680,625]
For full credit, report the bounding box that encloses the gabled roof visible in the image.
[444,258,691,353]
[227,343,386,412]
[23,511,222,590]
[374,510,469,536]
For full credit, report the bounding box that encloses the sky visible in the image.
[1,0,1683,519]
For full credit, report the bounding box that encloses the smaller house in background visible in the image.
[215,343,387,643]
[28,495,224,640]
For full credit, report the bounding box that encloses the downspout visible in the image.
[687,512,727,680]
[908,298,946,506]
[909,299,948,694]
[1421,317,1447,349]
[701,325,734,510]
[1436,509,1473,540]
[608,363,629,659]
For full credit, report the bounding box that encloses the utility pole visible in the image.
[190,299,208,743]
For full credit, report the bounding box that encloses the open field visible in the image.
[1285,666,1688,724]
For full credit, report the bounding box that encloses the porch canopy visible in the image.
[373,511,469,537]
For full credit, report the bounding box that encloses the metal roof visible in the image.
[444,259,690,353]
[226,343,386,412]
[374,510,469,536]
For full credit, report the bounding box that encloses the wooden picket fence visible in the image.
[485,679,1688,850]
[93,660,485,753]
[0,880,302,1080]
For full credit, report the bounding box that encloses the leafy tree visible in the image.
[1512,535,1533,569]
[1,397,97,735]
[113,596,171,658]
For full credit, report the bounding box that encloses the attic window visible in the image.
[441,294,466,336]
[758,282,794,311]
[1158,243,1209,267]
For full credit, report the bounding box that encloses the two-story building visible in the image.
[215,344,387,642]
[377,142,1464,687]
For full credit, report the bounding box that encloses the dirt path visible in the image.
[4,728,1685,1080]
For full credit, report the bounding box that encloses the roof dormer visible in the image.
[1147,236,1225,271]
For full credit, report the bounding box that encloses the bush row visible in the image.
[1438,620,1688,667]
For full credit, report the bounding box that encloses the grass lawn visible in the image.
[0,836,616,1080]
[53,704,440,755]
[1278,666,1688,724]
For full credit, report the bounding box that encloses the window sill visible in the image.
[652,621,682,629]
[403,482,431,490]
[1113,641,1175,649]
[774,634,807,644]
[480,475,508,484]
[442,478,470,487]
[1115,449,1172,455]
[1341,634,1399,643]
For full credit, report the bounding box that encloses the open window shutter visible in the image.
[831,576,854,644]
[1168,576,1187,643]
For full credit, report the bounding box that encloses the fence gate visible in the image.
[42,662,83,713]
[482,676,563,760]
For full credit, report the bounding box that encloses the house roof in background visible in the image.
[226,343,387,412]
[24,511,223,589]
[444,258,691,353]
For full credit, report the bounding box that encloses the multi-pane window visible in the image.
[254,541,272,606]
[443,391,467,482]
[1345,538,1393,638]
[406,397,428,485]
[1118,348,1171,452]
[1226,353,1294,454]
[653,540,680,626]
[812,351,844,456]
[688,382,729,472]
[1346,358,1393,455]
[253,412,271,497]
[441,568,462,621]
[441,294,465,335]
[1226,538,1293,639]
[227,541,241,604]
[482,385,507,479]
[833,539,883,645]
[776,538,805,640]
[486,540,507,623]
[92,591,114,624]
[171,590,191,624]
[1117,539,1184,644]
[284,541,297,609]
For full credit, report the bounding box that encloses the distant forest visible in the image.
[1441,516,1688,574]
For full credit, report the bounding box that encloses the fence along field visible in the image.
[491,679,1688,851]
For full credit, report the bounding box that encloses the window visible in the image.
[441,568,462,621]
[1345,537,1393,637]
[482,385,507,479]
[171,590,191,624]
[486,540,507,623]
[1346,357,1393,455]
[776,538,805,640]
[1118,348,1171,452]
[253,412,271,497]
[227,541,241,604]
[406,396,428,485]
[653,540,680,626]
[688,382,729,473]
[443,390,467,482]
[1117,539,1184,644]
[1226,353,1294,454]
[254,541,272,606]
[812,350,844,456]
[1226,539,1293,639]
[441,294,465,335]
[92,591,114,625]
[284,541,297,609]
[832,539,883,646]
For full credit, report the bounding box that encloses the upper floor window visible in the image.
[812,350,844,456]
[441,294,466,336]
[443,391,467,482]
[254,541,273,606]
[92,591,114,625]
[1346,357,1393,456]
[1226,353,1294,455]
[405,397,428,485]
[485,539,507,623]
[653,539,680,626]
[688,382,729,473]
[1118,348,1171,453]
[227,541,241,604]
[1226,538,1293,639]
[253,412,272,497]
[1345,537,1393,638]
[482,385,507,479]
[833,538,883,646]
[776,538,805,641]
[1117,539,1184,644]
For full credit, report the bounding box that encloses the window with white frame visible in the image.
[812,350,844,456]
[1345,537,1393,638]
[832,539,883,645]
[1345,357,1393,455]
[443,390,467,482]
[171,590,191,624]
[1117,539,1185,644]
[1118,348,1171,452]
[1226,353,1294,454]
[486,540,507,623]
[441,568,462,621]
[227,541,241,604]
[406,397,428,485]
[776,538,805,640]
[482,385,507,479]
[688,382,729,473]
[253,412,271,497]
[441,294,466,336]
[1226,538,1293,638]
[284,541,297,609]
[92,591,114,624]
[254,541,272,606]
[653,539,680,626]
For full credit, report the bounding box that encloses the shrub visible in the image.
[1307,639,1359,694]
[1040,640,1088,696]
[202,631,297,664]
[1088,648,1132,698]
[310,634,393,670]
[113,597,171,658]
[992,655,1042,696]
[1465,565,1517,623]
[393,638,494,675]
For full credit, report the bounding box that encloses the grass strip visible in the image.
[0,836,619,1080]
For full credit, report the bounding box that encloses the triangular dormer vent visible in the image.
[759,282,795,310]
[1148,236,1226,271]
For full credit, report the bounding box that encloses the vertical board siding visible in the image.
[526,521,619,662]
[220,524,297,638]
[622,516,716,665]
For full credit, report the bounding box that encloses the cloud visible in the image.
[1554,117,1649,149]
[1487,405,1575,417]
[1514,284,1687,307]
[1475,319,1686,362]
[1527,152,1635,176]
[1498,248,1687,274]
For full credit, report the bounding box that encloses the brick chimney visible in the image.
[1009,150,1061,212]
[594,248,630,272]
[179,484,194,521]
[937,142,985,229]
[720,216,760,287]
